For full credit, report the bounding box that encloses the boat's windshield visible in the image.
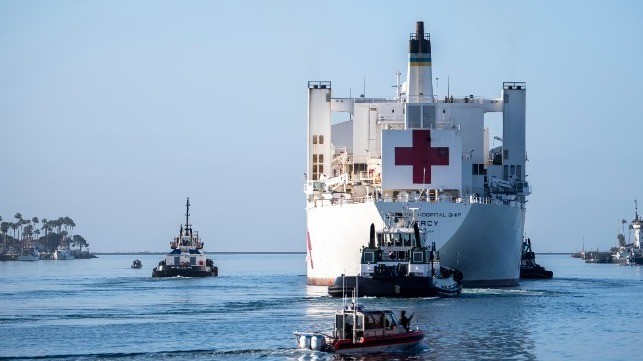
[363,311,396,330]
[377,232,413,247]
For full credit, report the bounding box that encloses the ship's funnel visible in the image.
[407,21,433,103]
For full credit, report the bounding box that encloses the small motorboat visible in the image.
[328,210,462,297]
[131,259,142,269]
[294,303,424,355]
[152,198,218,277]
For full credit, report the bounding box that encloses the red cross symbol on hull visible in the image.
[395,129,449,184]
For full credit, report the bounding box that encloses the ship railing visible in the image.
[308,192,525,209]
[439,95,485,104]
[353,97,395,103]
[466,195,525,209]
[376,114,405,124]
[351,195,374,204]
[406,95,438,103]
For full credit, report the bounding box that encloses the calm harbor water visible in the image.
[1,254,641,360]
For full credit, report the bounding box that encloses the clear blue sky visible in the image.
[1,1,642,252]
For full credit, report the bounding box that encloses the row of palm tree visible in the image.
[0,214,89,255]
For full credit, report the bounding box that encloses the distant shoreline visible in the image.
[95,251,307,255]
[94,251,570,256]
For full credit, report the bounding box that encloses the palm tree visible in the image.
[72,234,88,253]
[18,219,30,248]
[41,219,49,251]
[10,223,18,240]
[55,217,64,234]
[24,224,33,236]
[22,219,31,240]
[1,221,8,253]
[14,213,23,241]
[622,218,629,244]
[63,217,76,237]
[49,218,60,234]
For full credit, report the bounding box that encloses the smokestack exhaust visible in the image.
[407,21,433,102]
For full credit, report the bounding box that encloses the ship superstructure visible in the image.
[305,21,530,287]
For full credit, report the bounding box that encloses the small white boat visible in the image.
[53,241,74,260]
[295,304,424,355]
[17,246,40,261]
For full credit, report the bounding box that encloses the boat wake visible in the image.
[4,348,313,361]
[462,288,546,297]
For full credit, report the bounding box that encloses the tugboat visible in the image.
[294,302,424,355]
[611,200,643,265]
[519,238,553,279]
[328,210,462,297]
[152,198,218,277]
[131,259,142,269]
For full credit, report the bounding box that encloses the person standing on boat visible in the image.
[399,310,413,331]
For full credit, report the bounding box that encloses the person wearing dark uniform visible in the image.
[399,310,413,331]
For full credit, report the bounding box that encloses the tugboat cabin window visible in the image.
[413,251,424,263]
[363,251,375,263]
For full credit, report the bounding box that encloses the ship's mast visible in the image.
[635,199,639,221]
[185,197,190,236]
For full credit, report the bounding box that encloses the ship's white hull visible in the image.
[306,200,524,287]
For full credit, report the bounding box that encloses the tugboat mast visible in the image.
[635,199,639,221]
[185,197,191,236]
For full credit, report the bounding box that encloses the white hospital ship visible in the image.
[305,21,530,287]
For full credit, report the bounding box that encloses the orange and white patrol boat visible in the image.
[294,304,424,355]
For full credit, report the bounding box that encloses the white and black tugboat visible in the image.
[328,209,462,297]
[152,198,218,277]
[295,301,425,355]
